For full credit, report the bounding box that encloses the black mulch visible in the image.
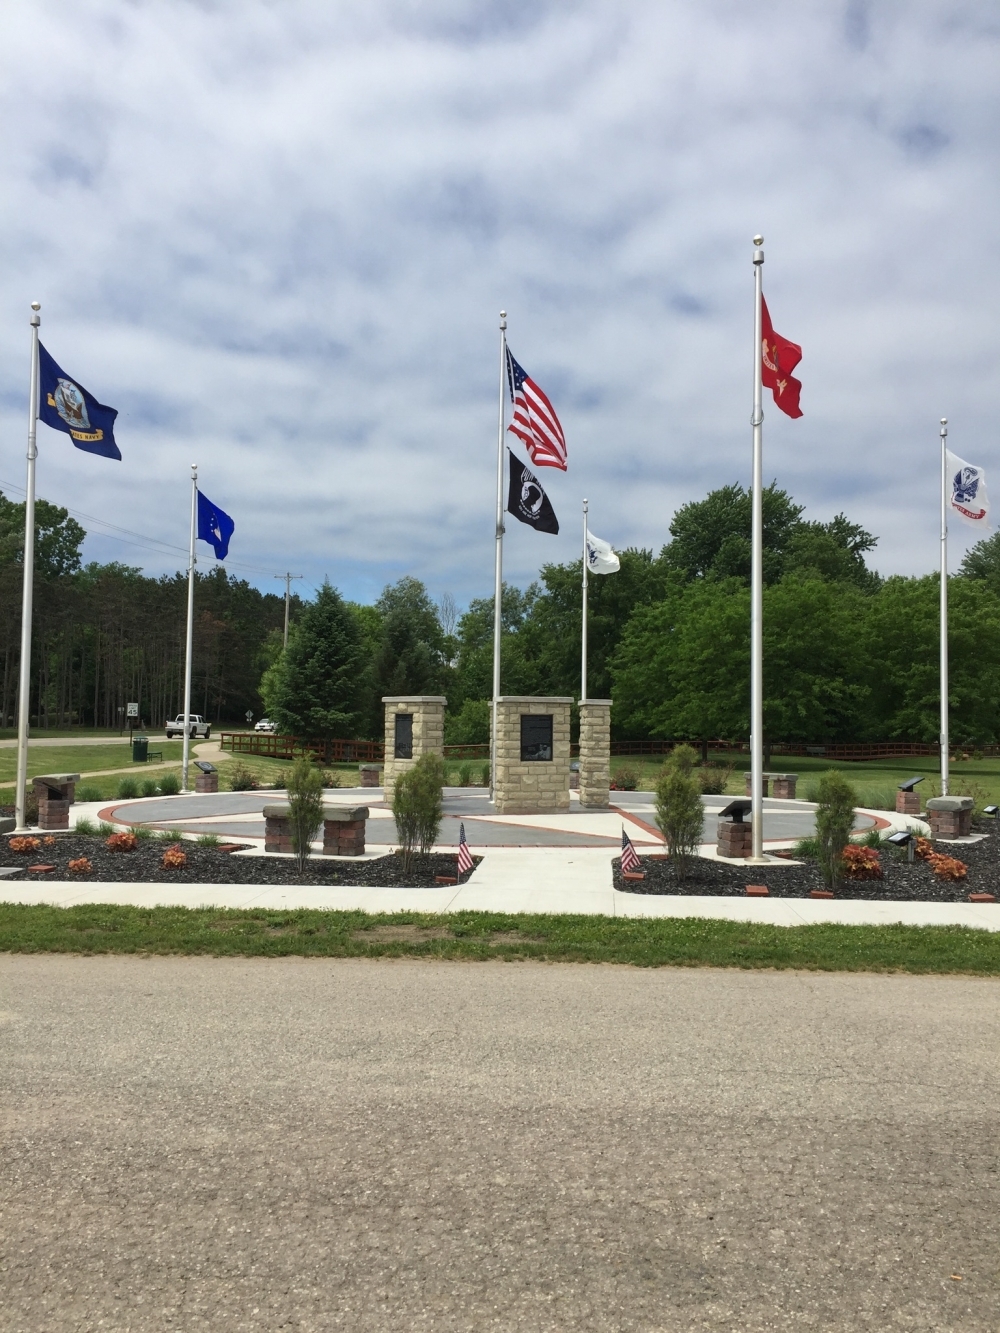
[614,825,1000,903]
[1,835,480,889]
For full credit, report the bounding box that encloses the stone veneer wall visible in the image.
[578,700,612,809]
[382,696,447,789]
[492,696,572,815]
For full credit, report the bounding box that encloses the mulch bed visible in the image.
[614,824,1000,903]
[0,835,480,889]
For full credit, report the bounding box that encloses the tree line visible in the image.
[8,482,1000,744]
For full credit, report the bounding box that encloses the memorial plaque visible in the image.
[520,714,553,762]
[394,712,413,759]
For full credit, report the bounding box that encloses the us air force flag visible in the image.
[946,450,989,527]
[197,490,235,560]
[507,450,559,534]
[38,343,120,460]
[586,532,620,574]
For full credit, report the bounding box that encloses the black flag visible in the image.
[507,450,559,534]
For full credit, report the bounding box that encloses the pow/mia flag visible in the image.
[507,450,559,535]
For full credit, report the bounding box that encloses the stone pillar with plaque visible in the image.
[492,697,573,814]
[381,696,447,790]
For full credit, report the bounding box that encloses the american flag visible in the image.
[506,347,567,471]
[620,827,642,874]
[457,822,474,876]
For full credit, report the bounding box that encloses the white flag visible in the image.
[585,532,620,574]
[946,449,990,527]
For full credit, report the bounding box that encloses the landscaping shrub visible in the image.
[914,838,967,880]
[669,744,699,776]
[133,824,153,840]
[286,756,325,873]
[140,778,159,798]
[68,857,92,873]
[76,785,103,803]
[116,777,139,800]
[789,836,819,860]
[105,832,137,853]
[227,760,259,792]
[98,822,116,836]
[458,762,473,787]
[156,827,186,842]
[393,753,446,870]
[654,760,704,871]
[161,845,187,869]
[321,770,341,789]
[612,767,639,791]
[841,844,882,880]
[197,833,220,847]
[698,763,733,796]
[815,770,857,891]
[480,762,490,787]
[9,836,41,855]
[158,771,181,796]
[74,817,97,835]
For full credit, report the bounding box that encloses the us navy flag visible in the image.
[38,343,120,460]
[507,450,559,535]
[197,490,235,560]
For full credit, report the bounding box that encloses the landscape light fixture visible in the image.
[898,776,924,792]
[719,799,753,823]
[984,805,999,819]
[887,829,915,863]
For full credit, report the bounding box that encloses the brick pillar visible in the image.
[926,797,973,838]
[263,804,294,853]
[717,819,752,858]
[771,774,798,799]
[382,696,447,790]
[578,700,612,809]
[32,774,80,831]
[492,697,572,815]
[322,806,369,857]
[359,765,381,788]
[895,790,921,815]
[195,772,219,793]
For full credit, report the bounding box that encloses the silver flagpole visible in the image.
[750,236,765,861]
[581,498,589,702]
[180,464,198,794]
[13,302,41,833]
[940,417,949,797]
[490,310,507,800]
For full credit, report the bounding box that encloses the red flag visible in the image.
[761,296,803,419]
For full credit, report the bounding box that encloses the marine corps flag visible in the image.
[761,297,803,419]
[38,343,121,459]
[507,450,559,534]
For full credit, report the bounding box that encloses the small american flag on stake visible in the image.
[457,822,474,876]
[620,827,642,874]
[506,347,567,471]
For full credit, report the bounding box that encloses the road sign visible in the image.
[127,702,139,718]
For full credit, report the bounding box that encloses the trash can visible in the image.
[132,736,149,763]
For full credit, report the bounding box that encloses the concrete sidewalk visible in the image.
[4,845,998,929]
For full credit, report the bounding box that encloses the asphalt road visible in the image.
[2,957,998,1331]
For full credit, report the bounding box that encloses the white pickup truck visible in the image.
[165,714,212,740]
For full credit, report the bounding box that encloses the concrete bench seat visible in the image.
[264,803,369,857]
[744,772,799,799]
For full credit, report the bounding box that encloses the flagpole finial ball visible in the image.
[30,301,40,311]
[941,418,948,426]
[753,235,763,246]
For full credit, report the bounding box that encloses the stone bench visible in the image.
[32,773,81,831]
[359,764,381,788]
[744,772,798,799]
[264,803,369,857]
[925,796,973,839]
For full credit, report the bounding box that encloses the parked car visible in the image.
[254,717,278,734]
[165,714,212,739]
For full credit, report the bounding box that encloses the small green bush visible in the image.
[815,770,858,891]
[480,762,490,787]
[197,833,220,847]
[75,785,103,803]
[393,753,446,870]
[158,771,181,796]
[140,778,159,798]
[227,760,259,792]
[669,744,699,776]
[612,766,639,791]
[97,822,116,837]
[133,824,154,840]
[286,756,324,873]
[116,776,139,800]
[458,762,473,787]
[655,763,704,871]
[790,836,819,860]
[74,817,98,835]
[698,764,733,796]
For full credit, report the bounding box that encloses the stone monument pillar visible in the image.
[578,699,612,808]
[492,697,572,814]
[382,696,447,789]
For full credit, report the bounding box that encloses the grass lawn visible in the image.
[611,751,1000,810]
[0,742,187,789]
[1,905,998,974]
[0,727,126,741]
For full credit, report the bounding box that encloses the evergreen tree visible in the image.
[373,577,446,699]
[263,581,367,753]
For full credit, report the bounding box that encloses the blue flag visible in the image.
[197,490,235,560]
[38,343,120,460]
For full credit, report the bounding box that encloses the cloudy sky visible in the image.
[1,0,998,608]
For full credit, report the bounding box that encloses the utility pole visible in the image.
[275,573,303,648]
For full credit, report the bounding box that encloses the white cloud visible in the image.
[0,0,998,607]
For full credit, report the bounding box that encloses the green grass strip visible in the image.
[1,904,1000,973]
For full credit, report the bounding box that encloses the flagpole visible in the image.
[940,417,949,798]
[490,310,507,800]
[581,498,589,703]
[181,464,198,794]
[750,236,765,861]
[13,302,41,833]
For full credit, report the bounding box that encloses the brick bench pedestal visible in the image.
[323,806,369,857]
[925,796,973,839]
[359,765,381,789]
[32,773,80,831]
[895,790,921,815]
[745,772,798,799]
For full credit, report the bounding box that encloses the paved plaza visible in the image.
[2,955,998,1332]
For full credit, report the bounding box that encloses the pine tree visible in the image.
[263,581,368,755]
